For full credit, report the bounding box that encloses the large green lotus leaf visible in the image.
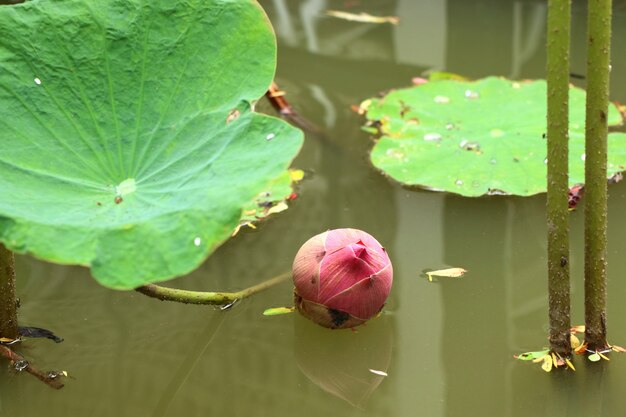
[0,0,303,289]
[361,77,626,196]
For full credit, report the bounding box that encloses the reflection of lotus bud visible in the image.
[292,228,393,329]
[295,313,392,407]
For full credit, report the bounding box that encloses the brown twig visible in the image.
[265,81,325,135]
[0,344,64,389]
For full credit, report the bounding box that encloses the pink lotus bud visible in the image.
[292,228,393,329]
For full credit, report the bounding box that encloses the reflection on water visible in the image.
[4,1,626,416]
[294,314,393,409]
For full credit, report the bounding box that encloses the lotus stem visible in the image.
[584,0,612,351]
[546,0,572,357]
[0,244,18,340]
[135,271,291,305]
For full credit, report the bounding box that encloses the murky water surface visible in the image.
[4,1,626,416]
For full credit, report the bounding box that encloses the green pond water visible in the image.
[4,0,626,416]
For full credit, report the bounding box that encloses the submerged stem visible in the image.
[0,244,18,340]
[546,0,572,357]
[0,345,64,389]
[584,0,612,351]
[135,271,291,305]
[265,81,325,135]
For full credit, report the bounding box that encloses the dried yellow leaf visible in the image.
[0,337,15,343]
[289,169,304,182]
[570,325,585,334]
[266,201,289,215]
[425,267,467,281]
[542,355,553,372]
[565,358,576,371]
[598,352,610,361]
[574,341,588,354]
[570,334,581,349]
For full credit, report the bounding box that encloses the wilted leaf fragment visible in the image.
[361,77,626,197]
[570,325,586,334]
[0,0,303,289]
[263,307,296,316]
[588,353,601,362]
[325,10,399,25]
[542,355,553,372]
[237,169,302,232]
[515,350,549,361]
[570,334,581,350]
[575,342,588,355]
[611,345,626,353]
[425,268,467,281]
[565,358,576,371]
[267,202,289,216]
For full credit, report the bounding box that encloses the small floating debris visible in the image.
[263,306,295,316]
[369,369,388,377]
[325,10,399,25]
[424,267,467,282]
[18,326,64,343]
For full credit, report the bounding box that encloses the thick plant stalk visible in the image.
[135,271,291,305]
[584,0,612,351]
[0,244,18,340]
[546,0,572,358]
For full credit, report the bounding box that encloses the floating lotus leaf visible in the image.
[0,0,303,289]
[361,77,626,196]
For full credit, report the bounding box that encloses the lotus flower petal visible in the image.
[317,243,377,302]
[292,232,326,302]
[325,263,393,319]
